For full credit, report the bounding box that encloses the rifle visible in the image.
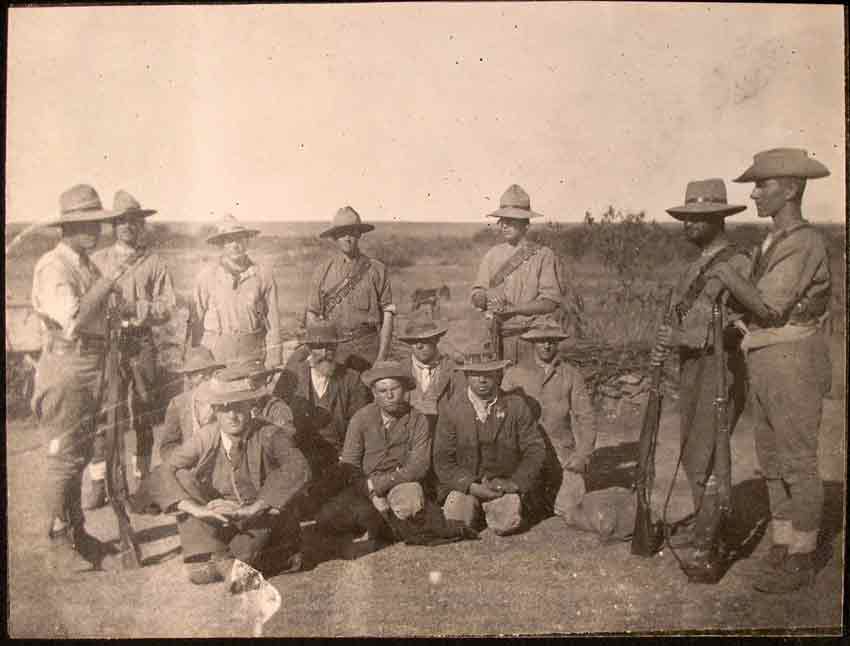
[102,300,143,569]
[486,309,504,361]
[681,297,733,584]
[630,289,673,557]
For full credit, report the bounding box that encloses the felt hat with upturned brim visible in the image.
[454,344,512,372]
[397,317,449,342]
[204,371,268,406]
[733,148,830,183]
[486,184,544,220]
[361,360,416,390]
[521,324,570,342]
[173,347,225,375]
[665,179,747,221]
[112,190,157,220]
[206,214,261,245]
[319,206,375,239]
[46,184,117,227]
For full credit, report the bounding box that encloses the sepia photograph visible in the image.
[4,2,846,637]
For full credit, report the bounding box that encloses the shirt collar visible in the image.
[412,353,441,371]
[467,387,499,421]
[55,241,87,268]
[380,410,399,429]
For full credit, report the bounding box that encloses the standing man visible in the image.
[192,214,282,369]
[502,324,596,516]
[650,179,750,575]
[433,341,547,536]
[31,184,141,573]
[397,316,457,425]
[316,361,431,545]
[86,190,177,509]
[145,367,310,584]
[707,149,832,593]
[305,206,396,373]
[158,347,224,462]
[471,184,562,365]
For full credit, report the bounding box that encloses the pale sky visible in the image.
[6,3,846,224]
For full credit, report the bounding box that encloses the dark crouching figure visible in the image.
[144,368,310,585]
[434,342,547,536]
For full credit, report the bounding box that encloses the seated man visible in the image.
[316,361,430,545]
[397,315,458,426]
[159,347,224,462]
[502,324,596,515]
[144,367,310,585]
[434,342,546,536]
[274,322,370,514]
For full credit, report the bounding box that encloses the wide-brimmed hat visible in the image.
[112,190,157,220]
[486,184,544,220]
[361,360,416,390]
[204,368,269,406]
[302,321,346,346]
[206,214,261,245]
[454,342,512,372]
[397,316,449,342]
[222,359,284,385]
[319,206,375,239]
[46,184,117,227]
[174,347,225,375]
[734,148,830,183]
[665,179,747,220]
[521,324,570,342]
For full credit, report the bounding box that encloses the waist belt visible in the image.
[342,323,380,340]
[46,334,106,355]
[204,328,264,337]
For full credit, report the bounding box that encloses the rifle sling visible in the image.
[489,242,540,289]
[674,245,742,323]
[750,222,812,283]
[321,256,372,317]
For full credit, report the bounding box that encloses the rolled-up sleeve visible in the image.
[536,247,562,304]
[33,263,82,339]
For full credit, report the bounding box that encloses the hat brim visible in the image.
[456,359,513,372]
[360,371,416,390]
[521,331,570,342]
[206,229,261,245]
[486,206,544,220]
[46,209,118,226]
[733,160,831,183]
[397,325,449,343]
[319,223,375,239]
[173,361,225,375]
[205,387,266,406]
[113,208,158,220]
[666,204,747,220]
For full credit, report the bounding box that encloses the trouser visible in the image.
[678,348,746,546]
[442,491,524,536]
[336,330,379,374]
[316,482,425,538]
[90,332,159,476]
[33,349,103,535]
[201,330,266,367]
[747,334,831,547]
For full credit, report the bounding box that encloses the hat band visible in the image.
[208,376,254,395]
[63,202,104,214]
[685,197,727,205]
[500,203,531,211]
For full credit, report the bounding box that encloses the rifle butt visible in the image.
[630,498,664,556]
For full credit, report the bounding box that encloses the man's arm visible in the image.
[433,402,476,494]
[566,367,596,471]
[369,413,431,496]
[190,272,208,347]
[256,428,312,510]
[158,398,184,462]
[510,403,547,493]
[264,274,283,367]
[375,264,396,362]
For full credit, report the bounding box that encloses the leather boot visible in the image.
[45,528,95,575]
[752,551,816,593]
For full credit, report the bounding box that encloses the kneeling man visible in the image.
[434,342,546,535]
[316,361,431,543]
[146,367,310,584]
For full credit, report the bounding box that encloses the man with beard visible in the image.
[192,214,282,368]
[315,361,431,545]
[471,185,562,365]
[650,178,750,577]
[31,184,144,574]
[84,190,177,509]
[706,150,833,593]
[158,347,224,462]
[305,206,395,373]
[145,367,310,585]
[433,341,546,536]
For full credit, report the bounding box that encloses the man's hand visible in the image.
[488,295,508,313]
[649,344,669,368]
[469,481,503,501]
[484,477,520,494]
[227,499,272,521]
[371,494,390,513]
[206,498,242,516]
[655,324,678,349]
[471,291,488,311]
[177,499,230,524]
[563,454,589,474]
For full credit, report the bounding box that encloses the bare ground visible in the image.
[7,390,845,637]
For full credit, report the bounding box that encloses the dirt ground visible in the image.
[7,384,845,637]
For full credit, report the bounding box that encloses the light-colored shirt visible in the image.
[307,252,395,332]
[92,241,176,326]
[472,240,562,330]
[32,242,106,340]
[193,259,282,362]
[411,355,439,393]
[467,387,499,423]
[310,368,330,399]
